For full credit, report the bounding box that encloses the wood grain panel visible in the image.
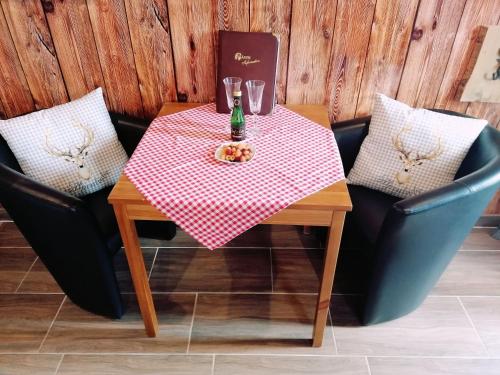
[313,210,345,346]
[40,294,195,352]
[0,5,34,117]
[250,0,292,104]
[435,0,500,113]
[124,0,177,118]
[0,100,5,119]
[397,0,467,108]
[355,0,419,116]
[466,103,500,126]
[1,0,67,109]
[44,0,105,102]
[213,0,249,78]
[0,354,62,375]
[215,356,367,375]
[326,0,375,123]
[0,247,37,293]
[0,294,66,352]
[189,293,336,353]
[57,354,212,374]
[113,204,158,337]
[217,0,249,31]
[286,0,337,104]
[87,0,143,117]
[262,209,332,227]
[167,0,217,102]
[484,191,500,215]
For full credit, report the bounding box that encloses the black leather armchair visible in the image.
[0,113,176,318]
[333,110,500,325]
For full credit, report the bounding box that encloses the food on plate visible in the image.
[220,143,253,162]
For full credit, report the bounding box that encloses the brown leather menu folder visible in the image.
[216,30,279,115]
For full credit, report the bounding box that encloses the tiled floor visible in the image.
[0,217,499,374]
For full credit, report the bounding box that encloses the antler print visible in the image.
[392,123,443,185]
[44,122,95,180]
[392,125,413,160]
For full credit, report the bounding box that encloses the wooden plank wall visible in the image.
[0,0,499,212]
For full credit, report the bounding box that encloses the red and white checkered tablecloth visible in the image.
[124,104,345,250]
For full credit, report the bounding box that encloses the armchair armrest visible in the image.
[0,163,83,212]
[394,157,500,215]
[332,117,370,174]
[109,112,151,157]
[334,116,372,128]
[0,164,123,318]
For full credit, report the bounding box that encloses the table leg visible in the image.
[113,204,159,337]
[312,211,346,347]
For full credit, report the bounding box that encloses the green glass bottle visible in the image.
[230,91,246,141]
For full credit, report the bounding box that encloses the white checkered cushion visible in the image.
[347,94,487,198]
[0,88,128,197]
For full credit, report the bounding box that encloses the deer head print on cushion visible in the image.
[44,122,95,180]
[392,124,443,185]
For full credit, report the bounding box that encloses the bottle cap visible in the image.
[233,91,242,96]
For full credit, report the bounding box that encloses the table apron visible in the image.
[124,204,335,227]
[262,209,333,226]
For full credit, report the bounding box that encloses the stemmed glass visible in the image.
[223,77,242,112]
[245,80,265,137]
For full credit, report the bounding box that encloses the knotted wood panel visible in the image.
[250,0,292,104]
[44,0,106,103]
[0,5,34,117]
[1,0,67,109]
[326,0,376,123]
[355,0,419,116]
[217,0,249,31]
[124,0,177,118]
[167,0,217,103]
[397,0,467,108]
[286,0,337,104]
[87,0,143,117]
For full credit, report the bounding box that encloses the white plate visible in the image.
[214,141,256,164]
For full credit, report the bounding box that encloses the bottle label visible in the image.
[231,94,245,141]
[231,126,245,141]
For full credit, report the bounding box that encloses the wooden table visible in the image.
[108,103,352,347]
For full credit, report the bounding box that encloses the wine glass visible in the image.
[246,80,265,137]
[223,77,242,112]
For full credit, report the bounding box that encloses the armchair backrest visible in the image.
[0,134,22,172]
[423,109,499,179]
[109,112,150,157]
[455,125,500,179]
